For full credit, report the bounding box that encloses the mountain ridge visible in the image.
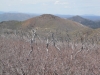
[22,14,87,30]
[68,15,100,28]
[0,13,39,22]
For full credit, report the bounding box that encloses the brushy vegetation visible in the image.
[0,28,100,75]
[0,14,100,75]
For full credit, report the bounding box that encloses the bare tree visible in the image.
[51,32,60,50]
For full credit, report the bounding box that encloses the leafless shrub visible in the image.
[0,29,100,75]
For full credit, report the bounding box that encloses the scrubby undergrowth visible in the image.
[0,35,100,75]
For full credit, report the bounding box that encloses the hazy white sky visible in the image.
[0,0,100,15]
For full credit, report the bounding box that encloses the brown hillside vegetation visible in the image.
[22,14,89,33]
[0,14,100,75]
[0,33,100,75]
[0,14,91,37]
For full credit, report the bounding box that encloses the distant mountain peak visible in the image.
[68,15,99,28]
[75,15,81,17]
[70,15,84,20]
[39,14,59,19]
[21,14,88,32]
